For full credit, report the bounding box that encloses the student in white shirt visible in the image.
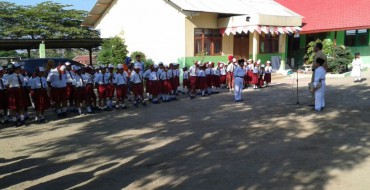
[160,65,172,102]
[189,61,199,99]
[234,59,245,102]
[94,65,110,110]
[149,64,161,104]
[182,67,190,95]
[219,62,227,88]
[7,63,27,126]
[73,67,87,115]
[197,64,207,97]
[30,67,50,123]
[264,61,273,87]
[47,65,68,117]
[114,64,128,109]
[130,65,146,107]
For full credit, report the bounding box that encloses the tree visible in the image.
[304,39,333,65]
[97,36,128,65]
[0,1,99,39]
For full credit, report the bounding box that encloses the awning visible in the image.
[221,25,302,36]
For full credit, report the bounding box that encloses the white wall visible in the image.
[94,0,186,63]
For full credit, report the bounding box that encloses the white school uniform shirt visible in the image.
[94,73,109,85]
[253,66,259,74]
[234,66,245,78]
[114,72,128,85]
[143,69,151,79]
[220,67,227,75]
[30,76,47,89]
[157,68,164,76]
[107,72,116,84]
[167,69,174,79]
[189,65,198,77]
[83,73,94,84]
[205,68,213,75]
[47,69,67,88]
[248,64,254,70]
[65,70,76,84]
[173,69,180,77]
[7,73,24,88]
[74,74,85,87]
[130,71,143,84]
[22,75,30,87]
[0,76,8,90]
[183,71,189,80]
[265,66,273,73]
[160,70,170,80]
[227,63,235,72]
[314,66,326,87]
[149,71,160,81]
[197,70,206,77]
[213,68,221,76]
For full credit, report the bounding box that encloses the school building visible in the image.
[276,0,370,67]
[82,0,303,70]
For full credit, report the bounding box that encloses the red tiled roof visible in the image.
[275,0,370,34]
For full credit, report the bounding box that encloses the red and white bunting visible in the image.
[221,25,301,35]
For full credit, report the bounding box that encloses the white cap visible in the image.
[154,64,158,69]
[247,59,252,62]
[232,58,237,62]
[197,61,201,65]
[65,62,72,66]
[158,62,164,65]
[21,66,25,70]
[108,64,114,69]
[257,59,261,64]
[266,61,271,64]
[261,64,266,68]
[117,64,123,69]
[39,66,45,72]
[60,65,66,71]
[134,65,141,69]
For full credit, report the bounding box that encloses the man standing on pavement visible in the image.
[309,42,327,106]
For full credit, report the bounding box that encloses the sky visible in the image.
[6,0,96,11]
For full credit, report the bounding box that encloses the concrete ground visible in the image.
[1,71,370,190]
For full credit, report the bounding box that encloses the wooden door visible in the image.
[233,34,249,59]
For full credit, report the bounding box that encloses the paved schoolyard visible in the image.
[1,71,370,190]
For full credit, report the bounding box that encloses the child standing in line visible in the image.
[264,61,273,87]
[182,67,190,95]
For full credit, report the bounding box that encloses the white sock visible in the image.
[62,107,67,112]
[20,115,25,121]
[41,115,45,120]
[57,109,61,114]
[78,108,82,114]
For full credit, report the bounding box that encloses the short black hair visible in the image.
[315,42,323,50]
[355,53,360,57]
[238,59,244,65]
[316,58,325,66]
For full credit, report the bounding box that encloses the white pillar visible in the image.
[278,34,287,71]
[252,31,259,61]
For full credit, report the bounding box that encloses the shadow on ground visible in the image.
[1,79,370,190]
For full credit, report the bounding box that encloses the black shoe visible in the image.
[62,112,67,117]
[122,106,128,109]
[321,107,325,111]
[142,102,147,106]
[190,96,195,100]
[307,104,315,107]
[133,103,139,108]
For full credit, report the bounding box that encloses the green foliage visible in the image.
[0,1,99,39]
[304,39,333,65]
[327,45,354,74]
[0,50,19,57]
[130,51,155,68]
[97,36,128,65]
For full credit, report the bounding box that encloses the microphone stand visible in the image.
[296,66,299,105]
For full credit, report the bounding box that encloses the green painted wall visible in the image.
[300,34,306,49]
[348,46,370,64]
[336,31,345,45]
[257,53,285,63]
[328,32,336,41]
[184,56,228,68]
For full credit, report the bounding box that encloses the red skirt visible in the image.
[264,73,272,83]
[23,87,32,107]
[0,90,8,110]
[206,75,213,88]
[106,84,115,98]
[150,80,161,96]
[252,73,259,85]
[183,79,190,89]
[74,87,86,103]
[220,75,226,84]
[198,77,207,89]
[51,87,67,104]
[172,76,180,89]
[161,80,172,94]
[98,85,107,99]
[226,72,233,80]
[85,84,95,101]
[189,76,198,90]
[247,71,254,82]
[8,88,30,110]
[66,83,74,99]
[258,76,264,86]
[31,88,50,112]
[213,75,220,87]
[132,83,144,97]
[116,85,127,99]
[145,79,150,94]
